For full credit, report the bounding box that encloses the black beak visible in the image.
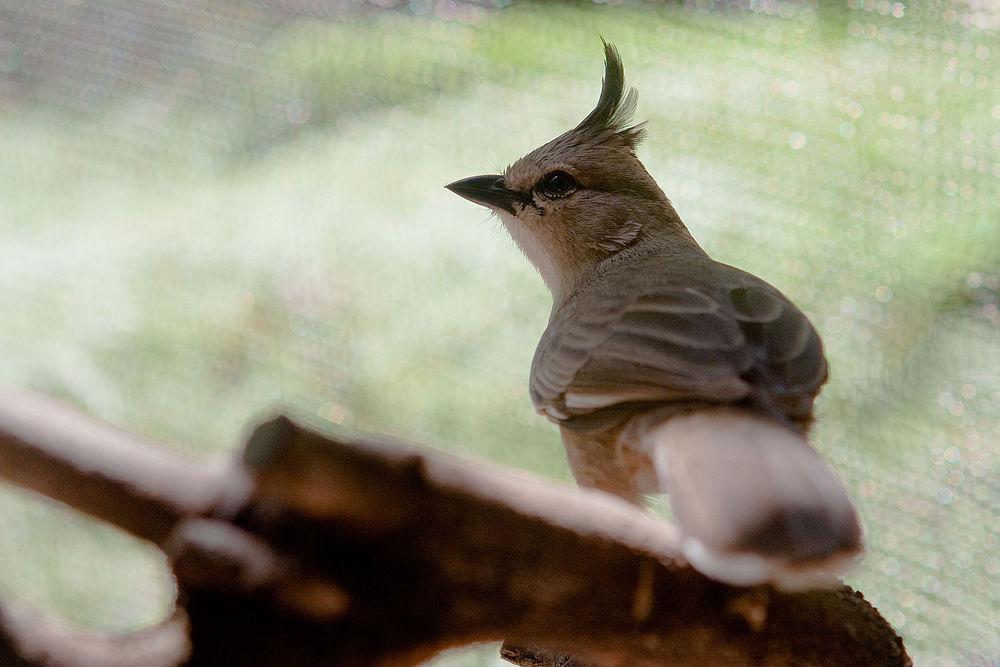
[445,174,522,215]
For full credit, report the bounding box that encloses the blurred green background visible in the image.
[0,1,998,664]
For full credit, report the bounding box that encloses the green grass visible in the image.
[0,3,997,664]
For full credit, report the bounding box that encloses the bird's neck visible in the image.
[550,225,708,310]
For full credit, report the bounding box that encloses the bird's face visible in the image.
[461,143,663,298]
[446,42,682,300]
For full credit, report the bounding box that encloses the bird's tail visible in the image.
[642,408,863,590]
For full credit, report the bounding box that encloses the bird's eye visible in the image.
[539,171,577,199]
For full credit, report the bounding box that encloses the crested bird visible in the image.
[446,42,863,589]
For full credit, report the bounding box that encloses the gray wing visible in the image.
[529,260,827,428]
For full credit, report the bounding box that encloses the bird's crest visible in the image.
[572,40,646,150]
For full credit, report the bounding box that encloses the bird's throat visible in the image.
[498,211,570,300]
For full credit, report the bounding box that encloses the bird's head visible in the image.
[447,41,693,300]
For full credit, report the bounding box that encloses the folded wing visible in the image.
[530,260,827,428]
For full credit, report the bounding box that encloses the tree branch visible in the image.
[0,388,910,666]
[0,388,224,544]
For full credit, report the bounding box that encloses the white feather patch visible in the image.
[596,219,642,251]
[563,392,621,409]
[498,211,563,297]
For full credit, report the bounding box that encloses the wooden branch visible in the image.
[0,388,224,544]
[0,388,910,666]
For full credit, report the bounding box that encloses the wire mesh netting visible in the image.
[0,1,998,664]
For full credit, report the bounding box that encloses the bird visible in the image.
[445,41,862,590]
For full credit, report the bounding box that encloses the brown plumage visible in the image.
[446,41,862,589]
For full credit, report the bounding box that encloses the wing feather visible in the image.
[530,257,827,426]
